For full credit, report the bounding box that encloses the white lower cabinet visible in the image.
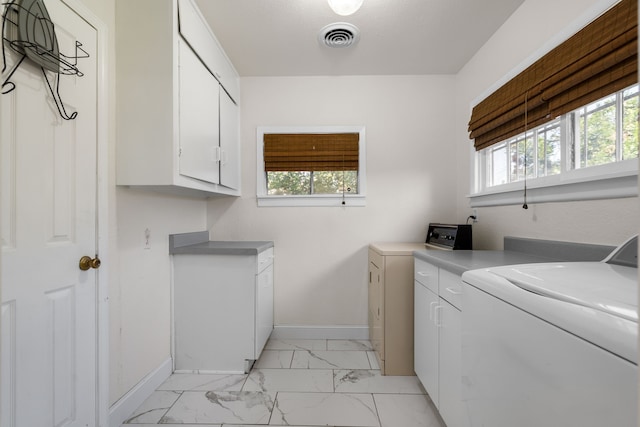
[173,247,274,373]
[414,258,465,427]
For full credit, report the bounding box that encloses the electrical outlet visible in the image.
[144,228,151,249]
[472,209,479,223]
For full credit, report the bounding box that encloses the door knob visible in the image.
[79,255,101,271]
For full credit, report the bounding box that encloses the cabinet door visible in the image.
[439,299,464,427]
[255,263,274,358]
[220,90,240,190]
[178,40,220,184]
[177,0,239,102]
[368,258,383,360]
[173,254,254,372]
[414,282,439,406]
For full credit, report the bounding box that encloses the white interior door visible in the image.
[1,1,99,426]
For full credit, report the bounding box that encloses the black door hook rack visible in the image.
[1,0,89,120]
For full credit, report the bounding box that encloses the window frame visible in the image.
[467,0,638,208]
[257,126,367,207]
[470,95,638,207]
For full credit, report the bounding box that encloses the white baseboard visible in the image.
[108,357,173,427]
[271,325,369,340]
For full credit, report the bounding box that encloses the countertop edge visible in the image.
[413,238,616,275]
[413,249,559,276]
[369,242,427,256]
[170,241,274,255]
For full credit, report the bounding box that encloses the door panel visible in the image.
[48,286,76,425]
[0,1,98,425]
[1,301,16,425]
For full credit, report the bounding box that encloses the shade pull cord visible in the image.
[341,170,346,205]
[341,153,345,205]
[523,92,529,210]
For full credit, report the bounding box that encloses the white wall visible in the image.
[206,75,457,327]
[454,0,639,248]
[110,189,206,404]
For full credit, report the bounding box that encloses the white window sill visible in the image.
[257,194,366,207]
[469,161,638,207]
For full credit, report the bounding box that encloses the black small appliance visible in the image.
[425,223,472,250]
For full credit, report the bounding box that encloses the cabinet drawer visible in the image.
[439,269,462,310]
[414,258,438,294]
[257,247,274,273]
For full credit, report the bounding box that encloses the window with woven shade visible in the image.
[257,127,366,207]
[469,0,637,151]
[469,0,638,207]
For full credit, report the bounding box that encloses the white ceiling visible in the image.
[195,0,524,77]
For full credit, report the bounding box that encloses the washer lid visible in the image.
[492,262,637,322]
[463,262,638,364]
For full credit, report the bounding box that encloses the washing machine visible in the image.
[461,236,638,427]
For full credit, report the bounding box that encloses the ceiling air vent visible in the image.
[318,23,360,48]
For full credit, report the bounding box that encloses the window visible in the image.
[484,118,562,187]
[257,126,366,207]
[473,85,639,206]
[576,85,639,167]
[468,0,638,206]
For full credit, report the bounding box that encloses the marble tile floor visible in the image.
[122,338,445,427]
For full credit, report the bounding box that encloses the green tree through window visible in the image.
[267,171,358,195]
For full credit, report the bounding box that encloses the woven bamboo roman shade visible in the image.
[468,0,638,151]
[263,133,359,172]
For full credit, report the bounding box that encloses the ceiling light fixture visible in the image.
[327,0,363,16]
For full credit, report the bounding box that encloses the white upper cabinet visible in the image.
[177,0,239,103]
[116,0,240,197]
